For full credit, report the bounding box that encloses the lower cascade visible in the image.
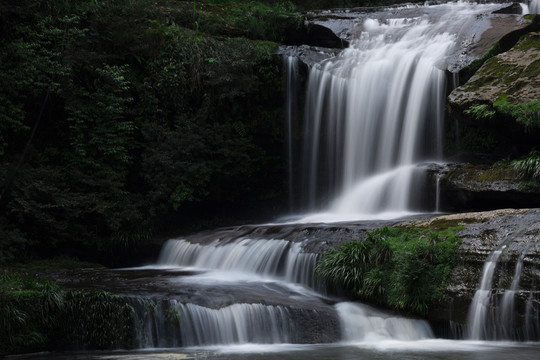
[336,302,434,342]
[131,299,294,347]
[122,224,441,348]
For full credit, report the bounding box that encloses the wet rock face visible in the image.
[283,22,350,48]
[415,209,540,339]
[436,163,540,212]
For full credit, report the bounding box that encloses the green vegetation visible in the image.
[494,97,540,129]
[0,0,296,264]
[459,98,540,154]
[455,160,521,183]
[512,150,540,180]
[464,98,540,129]
[0,263,135,355]
[315,226,461,315]
[464,104,496,121]
[458,15,540,84]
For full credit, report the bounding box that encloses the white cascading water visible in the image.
[530,0,540,13]
[336,302,433,342]
[158,238,320,289]
[498,255,524,339]
[178,303,293,346]
[299,2,505,221]
[130,299,293,347]
[285,56,299,211]
[467,246,506,340]
[153,234,435,347]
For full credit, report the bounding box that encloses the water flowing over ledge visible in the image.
[284,1,514,223]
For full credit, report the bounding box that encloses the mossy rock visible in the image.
[449,31,540,109]
[438,163,540,212]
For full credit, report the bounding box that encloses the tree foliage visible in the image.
[0,0,289,263]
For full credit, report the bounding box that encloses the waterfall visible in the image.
[531,0,540,13]
[498,255,524,339]
[435,172,441,212]
[336,302,433,342]
[130,298,294,347]
[297,2,505,220]
[285,56,299,211]
[467,246,505,340]
[158,238,320,289]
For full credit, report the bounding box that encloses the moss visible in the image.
[525,58,540,79]
[446,162,521,185]
[470,162,520,182]
[458,15,540,85]
[515,32,540,51]
[420,218,478,230]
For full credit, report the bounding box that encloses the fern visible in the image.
[512,150,540,179]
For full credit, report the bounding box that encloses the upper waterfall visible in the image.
[294,2,509,222]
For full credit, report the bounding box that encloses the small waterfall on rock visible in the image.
[498,255,524,338]
[123,223,442,348]
[467,245,506,340]
[466,232,540,341]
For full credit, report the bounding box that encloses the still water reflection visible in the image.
[13,341,540,360]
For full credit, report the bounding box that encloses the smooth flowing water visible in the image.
[285,56,299,211]
[295,1,507,222]
[467,246,506,340]
[530,0,540,13]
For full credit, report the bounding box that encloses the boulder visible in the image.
[283,22,349,48]
[449,31,540,109]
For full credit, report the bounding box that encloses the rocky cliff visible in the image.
[406,209,540,340]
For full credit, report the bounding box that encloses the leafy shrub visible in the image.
[62,290,135,349]
[0,270,135,355]
[494,97,540,129]
[512,150,540,179]
[464,104,496,120]
[315,226,461,315]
